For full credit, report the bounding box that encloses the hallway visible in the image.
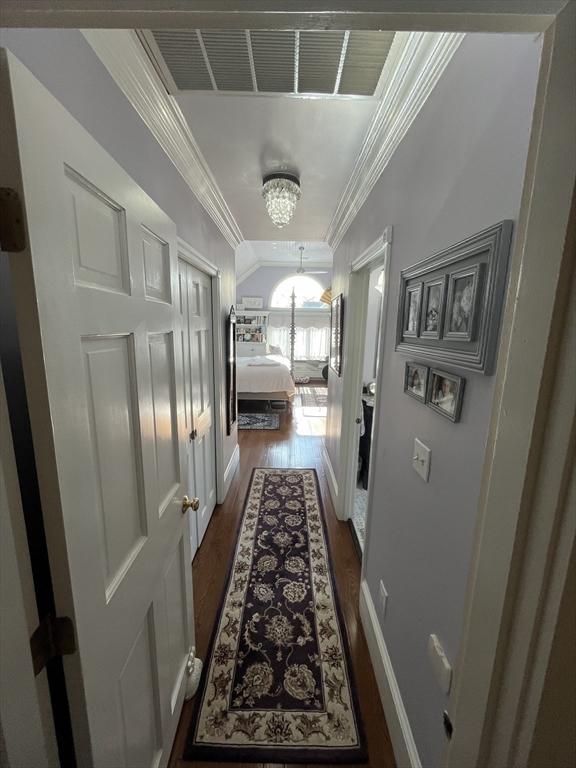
[168,401,395,767]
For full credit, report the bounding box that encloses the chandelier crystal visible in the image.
[262,173,301,228]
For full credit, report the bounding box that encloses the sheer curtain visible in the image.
[268,327,329,359]
[268,310,330,360]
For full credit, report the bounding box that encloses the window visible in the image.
[270,275,325,308]
[268,275,330,360]
[268,326,330,360]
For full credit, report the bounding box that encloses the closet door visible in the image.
[179,260,217,556]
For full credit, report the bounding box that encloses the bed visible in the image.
[237,354,296,404]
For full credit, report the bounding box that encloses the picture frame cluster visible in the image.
[396,221,513,374]
[404,362,465,422]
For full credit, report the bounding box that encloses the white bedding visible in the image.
[237,355,296,396]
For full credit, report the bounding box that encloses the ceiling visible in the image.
[236,240,333,280]
[175,90,378,242]
[138,28,400,249]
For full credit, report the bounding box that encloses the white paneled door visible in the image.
[1,52,195,767]
[178,260,217,557]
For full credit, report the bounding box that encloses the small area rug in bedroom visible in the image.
[238,412,280,430]
[184,468,367,763]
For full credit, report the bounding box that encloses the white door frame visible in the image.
[177,237,228,505]
[337,228,392,527]
[2,4,574,768]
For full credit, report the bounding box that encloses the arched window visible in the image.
[270,275,325,308]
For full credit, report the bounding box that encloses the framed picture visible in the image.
[395,221,513,374]
[330,293,344,376]
[242,296,264,309]
[402,283,422,337]
[443,265,481,341]
[404,362,429,403]
[226,306,237,435]
[420,277,446,338]
[426,368,465,422]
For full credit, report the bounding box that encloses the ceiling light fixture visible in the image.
[262,173,301,229]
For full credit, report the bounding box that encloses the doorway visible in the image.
[338,230,392,550]
[178,255,218,560]
[351,265,385,550]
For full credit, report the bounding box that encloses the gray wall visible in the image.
[237,265,332,308]
[326,33,542,767]
[0,28,238,468]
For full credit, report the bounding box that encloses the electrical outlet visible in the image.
[379,580,388,618]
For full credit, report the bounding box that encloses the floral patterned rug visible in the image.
[185,468,366,763]
[238,412,280,430]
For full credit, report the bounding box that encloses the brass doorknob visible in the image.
[182,495,200,513]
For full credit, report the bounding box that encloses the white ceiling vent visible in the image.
[147,29,395,97]
[250,30,296,93]
[151,30,212,91]
[298,31,345,94]
[339,31,396,95]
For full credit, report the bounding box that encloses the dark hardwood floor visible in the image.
[169,394,395,768]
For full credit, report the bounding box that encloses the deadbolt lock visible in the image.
[182,495,200,513]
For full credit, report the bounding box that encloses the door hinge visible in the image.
[30,615,76,676]
[189,428,197,441]
[0,187,26,252]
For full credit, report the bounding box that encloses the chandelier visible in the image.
[262,173,301,228]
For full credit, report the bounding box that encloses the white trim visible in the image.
[325,32,464,249]
[81,29,244,249]
[136,30,179,95]
[222,442,240,500]
[321,443,338,505]
[351,226,392,272]
[236,263,260,285]
[336,231,391,522]
[177,236,219,277]
[359,579,422,768]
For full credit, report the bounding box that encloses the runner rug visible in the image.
[184,468,366,763]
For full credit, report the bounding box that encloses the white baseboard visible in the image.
[321,443,338,506]
[220,442,239,502]
[359,579,422,768]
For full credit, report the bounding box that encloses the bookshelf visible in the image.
[236,311,268,355]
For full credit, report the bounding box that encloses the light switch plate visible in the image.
[412,438,431,481]
[379,580,388,618]
[428,634,452,694]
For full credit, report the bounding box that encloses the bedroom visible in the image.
[235,243,332,433]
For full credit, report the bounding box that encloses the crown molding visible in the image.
[325,31,465,250]
[82,29,244,249]
[237,263,260,285]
